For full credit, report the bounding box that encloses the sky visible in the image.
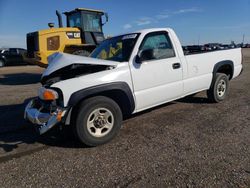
[0,0,249,48]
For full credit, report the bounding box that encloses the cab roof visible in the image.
[111,28,173,39]
[64,8,104,15]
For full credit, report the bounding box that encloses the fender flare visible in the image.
[67,82,135,114]
[213,60,234,79]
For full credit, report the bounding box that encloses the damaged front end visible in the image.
[24,53,119,134]
[41,52,118,85]
[41,63,112,86]
[24,85,67,134]
[24,97,66,134]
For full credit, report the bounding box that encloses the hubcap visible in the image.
[86,108,114,138]
[217,79,226,97]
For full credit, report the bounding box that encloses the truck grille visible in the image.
[26,32,39,58]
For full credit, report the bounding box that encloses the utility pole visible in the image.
[242,34,245,44]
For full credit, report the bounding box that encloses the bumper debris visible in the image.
[24,99,65,134]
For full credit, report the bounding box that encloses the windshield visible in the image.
[82,13,102,32]
[0,50,8,54]
[90,33,140,62]
[68,12,81,27]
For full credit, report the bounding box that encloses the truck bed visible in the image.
[182,48,242,95]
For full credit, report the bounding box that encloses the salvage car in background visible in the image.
[0,48,28,67]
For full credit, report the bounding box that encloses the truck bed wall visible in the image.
[183,48,242,95]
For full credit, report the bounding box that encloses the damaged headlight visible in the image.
[38,87,58,101]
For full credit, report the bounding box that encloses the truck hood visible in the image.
[42,52,119,78]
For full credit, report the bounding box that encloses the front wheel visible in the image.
[74,96,122,146]
[207,73,229,103]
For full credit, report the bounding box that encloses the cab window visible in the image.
[82,14,102,32]
[140,32,175,61]
[68,12,81,28]
[9,48,18,55]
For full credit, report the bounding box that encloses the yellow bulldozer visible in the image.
[26,8,108,67]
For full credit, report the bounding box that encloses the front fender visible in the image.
[67,82,135,113]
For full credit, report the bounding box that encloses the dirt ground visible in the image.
[0,49,249,187]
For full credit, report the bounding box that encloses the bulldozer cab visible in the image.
[64,8,108,45]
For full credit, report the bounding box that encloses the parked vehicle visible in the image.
[24,28,243,146]
[220,44,230,50]
[243,44,250,48]
[0,48,28,67]
[204,43,221,51]
[182,45,205,54]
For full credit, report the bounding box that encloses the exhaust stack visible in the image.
[56,10,63,28]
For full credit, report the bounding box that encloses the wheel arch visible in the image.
[67,82,135,120]
[213,60,234,80]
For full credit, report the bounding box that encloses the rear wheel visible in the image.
[207,73,229,103]
[74,96,122,146]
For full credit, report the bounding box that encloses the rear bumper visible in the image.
[24,99,66,134]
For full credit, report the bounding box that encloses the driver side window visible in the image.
[9,48,18,55]
[140,32,175,61]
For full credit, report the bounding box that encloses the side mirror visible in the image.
[135,54,142,64]
[105,13,109,23]
[135,49,154,64]
[102,13,109,25]
[48,22,55,28]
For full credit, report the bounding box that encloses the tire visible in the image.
[207,73,229,103]
[72,50,90,57]
[74,96,122,146]
[0,59,5,67]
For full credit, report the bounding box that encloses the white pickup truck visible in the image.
[24,28,243,146]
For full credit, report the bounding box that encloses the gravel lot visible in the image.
[0,49,249,187]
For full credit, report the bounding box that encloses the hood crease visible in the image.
[42,52,119,77]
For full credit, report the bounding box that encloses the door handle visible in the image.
[172,63,181,69]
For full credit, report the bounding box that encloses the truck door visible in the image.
[130,31,183,111]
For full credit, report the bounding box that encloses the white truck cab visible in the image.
[24,28,243,146]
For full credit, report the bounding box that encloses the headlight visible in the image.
[38,87,58,100]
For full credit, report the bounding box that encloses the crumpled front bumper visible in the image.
[24,99,66,134]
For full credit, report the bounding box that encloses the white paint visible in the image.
[45,28,242,114]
